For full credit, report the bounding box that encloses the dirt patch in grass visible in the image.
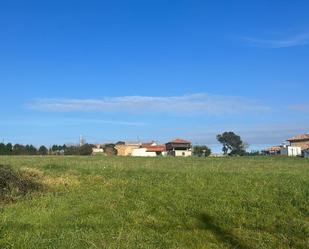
[0,165,43,203]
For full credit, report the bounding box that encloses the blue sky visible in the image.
[1,0,309,151]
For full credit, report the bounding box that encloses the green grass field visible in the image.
[0,156,308,249]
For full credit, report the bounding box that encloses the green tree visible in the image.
[51,145,60,152]
[193,145,211,157]
[5,143,13,155]
[64,146,80,155]
[0,143,6,155]
[216,132,246,156]
[12,144,27,155]
[38,145,48,155]
[25,145,37,155]
[79,144,93,156]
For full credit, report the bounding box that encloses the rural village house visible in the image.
[115,143,141,156]
[280,145,302,157]
[287,134,309,151]
[165,139,192,157]
[92,144,104,155]
[131,142,167,157]
[264,133,309,157]
[281,134,309,157]
[263,146,282,155]
[111,139,192,157]
[287,134,309,158]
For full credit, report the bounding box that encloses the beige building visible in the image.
[287,134,309,151]
[115,143,141,156]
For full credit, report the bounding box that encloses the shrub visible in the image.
[193,145,211,157]
[0,165,42,202]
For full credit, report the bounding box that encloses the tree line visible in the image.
[0,143,49,155]
[0,131,251,157]
[0,143,95,156]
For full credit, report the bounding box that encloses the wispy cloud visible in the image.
[26,93,269,115]
[241,32,309,48]
[289,103,309,112]
[0,118,147,127]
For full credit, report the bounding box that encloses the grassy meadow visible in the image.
[0,156,308,249]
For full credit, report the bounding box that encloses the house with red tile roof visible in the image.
[287,134,309,151]
[262,146,282,155]
[165,138,192,157]
[131,142,167,157]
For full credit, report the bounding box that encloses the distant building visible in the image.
[145,145,167,156]
[141,141,157,147]
[92,144,104,155]
[131,142,167,157]
[262,146,282,155]
[131,148,157,157]
[115,143,141,156]
[280,146,302,157]
[287,134,309,151]
[165,138,192,157]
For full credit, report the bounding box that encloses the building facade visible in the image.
[115,143,141,156]
[132,143,167,157]
[287,134,309,150]
[92,144,104,155]
[165,139,192,157]
[280,146,302,157]
[262,146,282,155]
[131,148,157,157]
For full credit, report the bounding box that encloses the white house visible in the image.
[92,144,104,154]
[131,143,167,157]
[131,148,157,157]
[280,146,302,157]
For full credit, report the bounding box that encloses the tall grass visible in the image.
[0,156,308,249]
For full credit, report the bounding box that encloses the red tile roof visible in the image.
[145,145,166,152]
[141,142,156,147]
[264,146,282,152]
[168,138,191,144]
[287,134,309,141]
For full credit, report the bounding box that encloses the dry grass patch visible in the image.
[0,165,43,203]
[42,174,80,188]
[20,167,80,189]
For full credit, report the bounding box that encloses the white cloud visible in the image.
[26,93,269,115]
[0,118,147,127]
[241,32,309,48]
